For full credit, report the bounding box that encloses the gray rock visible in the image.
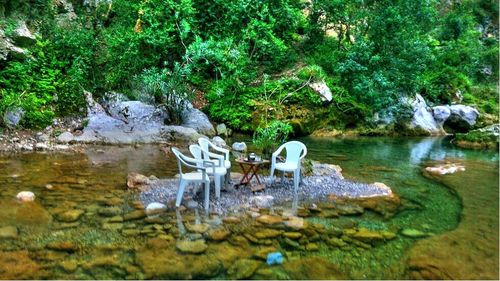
[309,81,332,102]
[212,136,226,148]
[432,105,451,126]
[477,124,500,137]
[232,142,247,152]
[249,195,274,208]
[161,125,203,142]
[57,132,74,143]
[404,94,444,135]
[182,108,215,136]
[448,104,480,129]
[216,123,227,137]
[35,143,48,150]
[145,202,166,215]
[0,226,18,239]
[0,28,28,61]
[11,21,36,47]
[36,133,50,142]
[3,107,24,128]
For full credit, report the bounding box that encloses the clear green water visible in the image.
[0,137,497,279]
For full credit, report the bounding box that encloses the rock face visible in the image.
[57,91,211,144]
[11,21,36,47]
[3,107,25,128]
[405,94,444,135]
[0,28,28,61]
[212,136,227,148]
[309,81,333,102]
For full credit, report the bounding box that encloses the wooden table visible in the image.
[235,159,269,192]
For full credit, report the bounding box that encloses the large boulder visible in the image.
[11,21,36,47]
[406,94,444,135]
[68,92,206,144]
[182,108,216,136]
[446,105,480,131]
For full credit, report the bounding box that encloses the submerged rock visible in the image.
[425,164,465,175]
[176,239,208,254]
[0,225,18,239]
[0,250,41,279]
[56,209,85,222]
[283,256,346,279]
[344,228,396,245]
[401,228,430,238]
[227,259,261,280]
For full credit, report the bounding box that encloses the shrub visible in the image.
[253,120,293,156]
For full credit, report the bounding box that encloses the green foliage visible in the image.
[252,120,293,154]
[135,64,194,125]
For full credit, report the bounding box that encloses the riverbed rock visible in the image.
[182,108,215,136]
[344,228,396,245]
[425,164,465,175]
[401,228,430,238]
[176,239,208,254]
[16,191,35,202]
[254,229,282,239]
[136,239,223,279]
[206,228,231,241]
[227,258,261,280]
[0,200,52,228]
[46,241,78,252]
[0,250,42,279]
[123,210,146,221]
[283,256,346,279]
[250,195,274,208]
[98,206,122,217]
[145,202,166,215]
[57,209,85,222]
[126,172,150,191]
[256,215,283,225]
[0,226,18,239]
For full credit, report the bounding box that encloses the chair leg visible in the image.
[281,171,285,183]
[176,180,188,207]
[226,167,231,185]
[215,176,221,198]
[293,170,299,191]
[270,167,275,183]
[204,180,210,210]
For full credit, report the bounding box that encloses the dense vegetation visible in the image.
[0,0,498,133]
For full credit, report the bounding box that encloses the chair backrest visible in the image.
[188,144,204,169]
[198,138,211,160]
[283,141,307,164]
[171,147,202,175]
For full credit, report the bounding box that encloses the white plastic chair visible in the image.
[198,138,231,184]
[171,147,214,210]
[189,144,227,199]
[270,141,307,190]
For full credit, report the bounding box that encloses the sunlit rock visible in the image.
[16,191,35,202]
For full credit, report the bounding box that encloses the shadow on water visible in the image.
[0,137,497,279]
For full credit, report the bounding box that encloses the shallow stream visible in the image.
[0,136,497,279]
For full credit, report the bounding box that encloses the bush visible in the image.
[253,120,293,156]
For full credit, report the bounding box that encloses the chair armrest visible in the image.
[207,152,224,167]
[209,144,230,160]
[203,160,216,174]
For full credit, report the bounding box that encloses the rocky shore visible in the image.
[136,162,398,216]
